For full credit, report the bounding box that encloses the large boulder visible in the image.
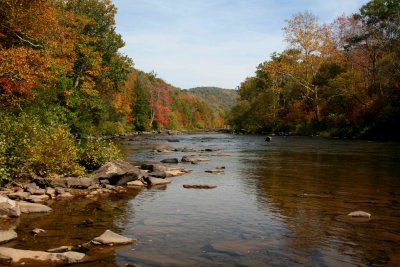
[18,201,52,213]
[0,230,18,244]
[0,196,20,217]
[0,247,85,265]
[92,230,135,246]
[92,160,141,185]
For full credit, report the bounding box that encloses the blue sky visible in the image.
[113,0,369,89]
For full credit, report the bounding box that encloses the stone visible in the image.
[7,191,31,201]
[32,188,46,195]
[25,182,40,194]
[92,230,134,246]
[105,184,115,190]
[145,177,172,186]
[65,177,94,189]
[59,192,73,198]
[148,171,167,178]
[127,180,145,187]
[205,167,225,173]
[165,168,191,177]
[50,178,68,188]
[47,245,88,254]
[348,211,371,218]
[0,196,20,217]
[0,247,85,265]
[92,160,141,185]
[18,201,52,213]
[55,187,66,195]
[140,163,168,172]
[154,144,176,152]
[204,148,219,152]
[45,187,56,198]
[25,194,49,203]
[160,158,179,164]
[0,230,17,244]
[183,184,217,189]
[181,155,210,163]
[31,228,46,235]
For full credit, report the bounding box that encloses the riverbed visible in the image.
[9,134,400,266]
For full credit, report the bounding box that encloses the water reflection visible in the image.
[242,137,400,266]
[7,134,400,266]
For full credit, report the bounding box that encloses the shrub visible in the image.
[78,139,122,171]
[0,112,85,180]
[25,124,85,177]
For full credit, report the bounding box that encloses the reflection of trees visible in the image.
[240,142,400,266]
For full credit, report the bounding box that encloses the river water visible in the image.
[10,134,400,266]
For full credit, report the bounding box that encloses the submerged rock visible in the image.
[0,230,17,244]
[18,201,52,213]
[182,184,217,189]
[0,247,85,265]
[0,196,20,217]
[348,211,371,218]
[92,230,135,246]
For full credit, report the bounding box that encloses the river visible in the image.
[11,134,400,266]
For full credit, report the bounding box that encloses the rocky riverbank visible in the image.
[0,138,224,266]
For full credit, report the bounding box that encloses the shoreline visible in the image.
[0,136,223,266]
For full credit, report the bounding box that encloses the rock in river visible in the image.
[0,230,18,244]
[205,167,225,174]
[92,160,141,185]
[348,211,371,218]
[0,247,85,265]
[160,158,179,164]
[18,201,52,213]
[0,196,20,217]
[92,230,135,246]
[144,177,172,186]
[181,155,210,163]
[183,184,217,189]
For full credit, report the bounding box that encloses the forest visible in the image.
[0,0,399,184]
[229,0,400,140]
[0,0,228,183]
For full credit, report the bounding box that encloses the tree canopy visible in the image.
[229,0,400,140]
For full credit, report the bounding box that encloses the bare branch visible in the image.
[15,33,43,48]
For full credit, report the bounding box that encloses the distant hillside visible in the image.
[187,87,237,109]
